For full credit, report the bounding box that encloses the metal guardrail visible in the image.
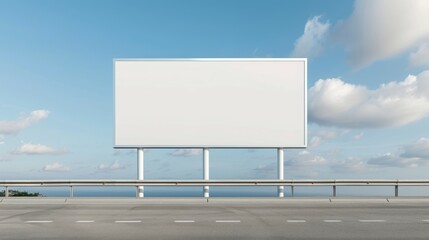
[2,179,429,197]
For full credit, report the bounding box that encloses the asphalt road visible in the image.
[1,197,429,240]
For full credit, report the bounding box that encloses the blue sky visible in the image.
[1,0,429,188]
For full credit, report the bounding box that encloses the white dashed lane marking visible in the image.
[20,218,429,224]
[359,220,386,223]
[115,220,141,223]
[287,220,306,223]
[26,220,53,223]
[216,220,241,223]
[174,220,195,223]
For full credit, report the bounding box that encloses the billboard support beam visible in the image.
[278,148,284,197]
[137,148,144,198]
[203,148,209,198]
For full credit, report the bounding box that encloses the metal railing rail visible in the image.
[2,179,429,197]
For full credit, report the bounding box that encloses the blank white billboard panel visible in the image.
[114,59,307,148]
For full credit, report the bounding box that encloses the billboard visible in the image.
[114,59,307,148]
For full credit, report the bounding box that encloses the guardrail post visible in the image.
[333,185,336,197]
[69,186,74,198]
[395,185,399,197]
[203,148,209,198]
[291,186,294,197]
[277,148,284,197]
[4,186,9,197]
[137,148,144,198]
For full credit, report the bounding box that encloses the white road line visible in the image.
[287,220,306,223]
[26,221,53,223]
[359,220,386,223]
[115,220,141,223]
[422,220,429,222]
[323,220,342,223]
[76,220,95,223]
[216,220,241,223]
[174,220,195,223]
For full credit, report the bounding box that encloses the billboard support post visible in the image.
[137,148,144,198]
[203,148,209,198]
[278,148,284,197]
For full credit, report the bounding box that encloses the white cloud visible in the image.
[368,152,420,168]
[291,16,330,58]
[97,160,125,171]
[286,151,327,167]
[330,157,368,172]
[309,136,322,148]
[11,143,68,155]
[317,130,338,139]
[333,0,429,68]
[273,151,329,178]
[112,149,135,156]
[353,132,364,140]
[253,164,275,176]
[401,138,429,159]
[42,163,71,172]
[333,0,429,67]
[308,130,340,148]
[170,149,201,157]
[309,71,429,128]
[0,110,49,135]
[368,138,429,168]
[410,43,429,67]
[251,48,273,58]
[255,137,429,174]
[254,150,327,177]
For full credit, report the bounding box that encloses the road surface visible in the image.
[1,197,429,239]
